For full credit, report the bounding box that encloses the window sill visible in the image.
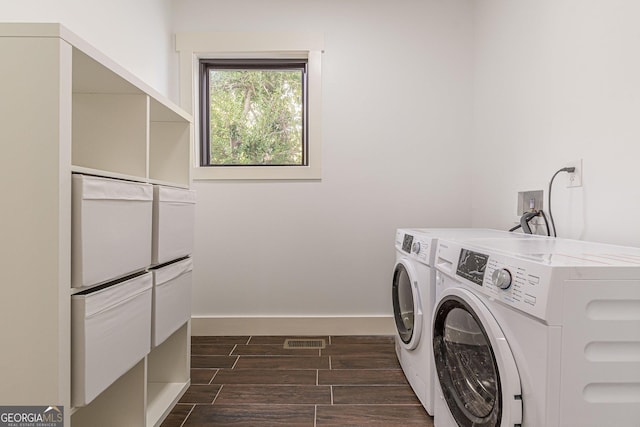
[192,164,321,181]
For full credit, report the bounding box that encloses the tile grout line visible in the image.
[328,356,332,370]
[178,404,195,427]
[211,384,223,404]
[314,404,317,427]
[316,369,319,386]
[246,336,252,345]
[330,385,334,405]
[229,344,238,356]
[230,355,240,369]
[208,369,219,385]
[317,403,423,406]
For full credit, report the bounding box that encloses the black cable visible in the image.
[539,210,551,236]
[548,167,575,237]
[509,224,521,232]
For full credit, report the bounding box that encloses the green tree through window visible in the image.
[200,60,307,166]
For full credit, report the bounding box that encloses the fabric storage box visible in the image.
[72,174,153,288]
[152,185,196,265]
[71,272,152,407]
[151,257,193,347]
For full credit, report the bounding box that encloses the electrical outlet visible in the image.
[566,159,583,188]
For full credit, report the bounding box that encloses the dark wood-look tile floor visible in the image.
[161,335,433,426]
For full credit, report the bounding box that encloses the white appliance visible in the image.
[432,237,640,427]
[392,228,539,415]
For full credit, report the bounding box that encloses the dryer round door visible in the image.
[392,259,423,350]
[433,287,522,427]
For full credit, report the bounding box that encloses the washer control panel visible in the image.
[491,268,512,289]
[482,257,549,317]
[436,239,551,320]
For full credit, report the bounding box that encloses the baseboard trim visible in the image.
[191,316,395,336]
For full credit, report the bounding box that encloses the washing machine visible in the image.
[392,228,541,415]
[431,237,640,427]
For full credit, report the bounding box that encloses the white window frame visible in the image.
[176,32,323,180]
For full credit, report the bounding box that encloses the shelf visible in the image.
[72,92,148,177]
[146,382,190,427]
[70,166,147,185]
[70,166,190,190]
[71,360,146,427]
[147,323,190,426]
[149,120,191,187]
[70,33,192,187]
[148,178,190,190]
[0,23,192,426]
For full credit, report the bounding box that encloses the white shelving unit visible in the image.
[0,23,192,426]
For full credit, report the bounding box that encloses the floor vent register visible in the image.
[283,339,326,349]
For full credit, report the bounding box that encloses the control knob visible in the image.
[412,242,421,254]
[492,268,512,290]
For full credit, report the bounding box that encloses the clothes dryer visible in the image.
[392,228,539,415]
[432,237,640,427]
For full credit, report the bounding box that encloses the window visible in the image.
[200,59,307,167]
[176,32,323,180]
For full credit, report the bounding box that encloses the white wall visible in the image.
[0,0,174,98]
[172,0,474,328]
[5,0,637,332]
[471,0,640,247]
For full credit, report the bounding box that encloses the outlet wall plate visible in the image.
[566,159,583,188]
[517,190,544,215]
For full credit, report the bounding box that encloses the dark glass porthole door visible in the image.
[433,296,502,427]
[392,263,415,344]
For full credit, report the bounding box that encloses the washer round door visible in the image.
[433,287,522,427]
[392,259,423,350]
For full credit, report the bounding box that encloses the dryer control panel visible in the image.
[395,229,433,265]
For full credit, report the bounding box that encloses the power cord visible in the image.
[548,166,576,237]
[539,210,550,237]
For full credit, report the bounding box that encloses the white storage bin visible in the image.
[71,272,152,407]
[152,257,193,347]
[72,174,153,288]
[152,185,196,265]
